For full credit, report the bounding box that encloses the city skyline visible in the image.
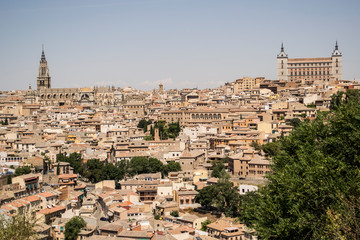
[1,0,360,91]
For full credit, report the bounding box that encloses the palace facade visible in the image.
[277,42,342,83]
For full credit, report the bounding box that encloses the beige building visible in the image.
[233,77,263,93]
[277,42,342,82]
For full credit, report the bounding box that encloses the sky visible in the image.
[0,0,359,91]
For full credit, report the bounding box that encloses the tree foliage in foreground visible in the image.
[0,213,37,239]
[64,216,86,240]
[240,90,360,239]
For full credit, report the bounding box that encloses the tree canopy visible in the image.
[57,152,83,174]
[195,179,241,217]
[162,161,182,176]
[240,90,360,239]
[14,166,31,176]
[137,119,152,133]
[211,160,229,179]
[64,216,86,240]
[0,213,37,239]
[150,121,182,140]
[64,154,181,184]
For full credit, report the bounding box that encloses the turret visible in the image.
[277,43,288,81]
[331,41,342,81]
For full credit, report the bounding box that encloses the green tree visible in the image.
[150,125,154,138]
[128,157,164,176]
[144,135,153,141]
[157,121,168,140]
[213,180,241,217]
[195,179,241,217]
[56,162,60,175]
[289,117,301,128]
[137,119,148,132]
[211,161,229,179]
[170,210,179,217]
[57,152,84,175]
[240,89,360,239]
[201,220,211,231]
[221,156,230,164]
[306,103,317,108]
[261,141,280,157]
[0,213,38,239]
[64,216,86,240]
[149,158,163,173]
[83,159,104,183]
[168,122,181,139]
[129,157,151,175]
[7,174,11,184]
[14,166,31,176]
[162,161,181,176]
[195,185,215,208]
[250,141,262,151]
[103,163,122,182]
[116,160,130,180]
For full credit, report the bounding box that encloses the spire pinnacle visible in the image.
[335,41,338,50]
[41,44,46,61]
[281,42,284,52]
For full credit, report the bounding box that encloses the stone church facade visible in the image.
[34,48,122,106]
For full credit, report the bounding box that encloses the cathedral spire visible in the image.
[335,41,338,50]
[37,45,51,90]
[281,42,284,52]
[41,44,46,61]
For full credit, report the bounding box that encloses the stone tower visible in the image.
[277,43,288,81]
[331,41,342,81]
[37,46,51,90]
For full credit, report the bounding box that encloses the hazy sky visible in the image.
[1,0,359,91]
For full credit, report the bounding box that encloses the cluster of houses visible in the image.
[0,77,359,239]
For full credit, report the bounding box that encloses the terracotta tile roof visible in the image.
[207,220,243,231]
[38,192,56,198]
[9,201,24,208]
[22,195,41,202]
[58,174,77,179]
[1,205,14,211]
[119,201,133,207]
[17,199,30,205]
[37,205,65,215]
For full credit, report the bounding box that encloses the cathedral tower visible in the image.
[37,46,51,90]
[277,43,288,81]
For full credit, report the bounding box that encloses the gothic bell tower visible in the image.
[37,45,51,90]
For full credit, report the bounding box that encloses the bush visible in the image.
[170,210,179,217]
